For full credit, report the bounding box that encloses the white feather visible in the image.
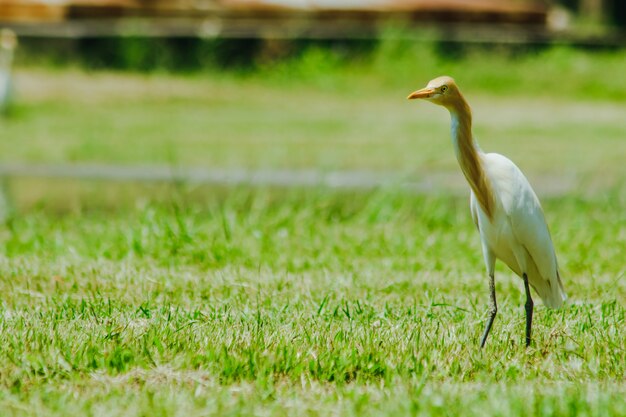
[473,153,566,307]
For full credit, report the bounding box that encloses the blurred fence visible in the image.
[0,0,553,42]
[1,0,550,28]
[1,1,625,46]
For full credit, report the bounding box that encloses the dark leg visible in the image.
[480,273,497,348]
[522,273,534,347]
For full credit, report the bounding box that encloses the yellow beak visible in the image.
[407,88,435,100]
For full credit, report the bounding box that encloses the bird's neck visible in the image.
[449,98,495,220]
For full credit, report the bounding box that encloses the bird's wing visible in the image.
[483,153,558,280]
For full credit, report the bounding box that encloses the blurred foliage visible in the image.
[613,1,626,26]
[13,31,626,102]
[14,33,538,72]
[77,36,264,71]
[554,0,626,27]
[61,36,373,71]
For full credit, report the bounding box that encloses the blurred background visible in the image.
[0,0,625,211]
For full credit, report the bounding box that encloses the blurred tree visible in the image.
[556,0,579,11]
[607,0,626,27]
[556,0,625,26]
[580,0,605,21]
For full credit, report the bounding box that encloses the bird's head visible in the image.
[407,76,462,109]
[1,29,18,51]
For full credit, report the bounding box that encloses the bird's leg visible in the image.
[480,273,497,348]
[522,273,534,347]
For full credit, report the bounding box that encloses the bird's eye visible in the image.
[441,85,449,93]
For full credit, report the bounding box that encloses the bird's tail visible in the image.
[541,269,567,308]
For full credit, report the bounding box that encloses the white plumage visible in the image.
[471,152,566,308]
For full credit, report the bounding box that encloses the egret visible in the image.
[407,76,566,347]
[0,28,17,115]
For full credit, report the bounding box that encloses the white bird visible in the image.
[408,76,566,347]
[0,28,17,115]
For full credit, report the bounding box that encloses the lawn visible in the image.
[0,44,625,416]
[0,189,624,416]
[2,43,626,186]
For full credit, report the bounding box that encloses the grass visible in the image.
[0,188,624,416]
[2,43,626,186]
[0,44,625,415]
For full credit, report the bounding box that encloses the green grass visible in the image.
[0,188,624,416]
[0,46,625,415]
[2,44,626,186]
